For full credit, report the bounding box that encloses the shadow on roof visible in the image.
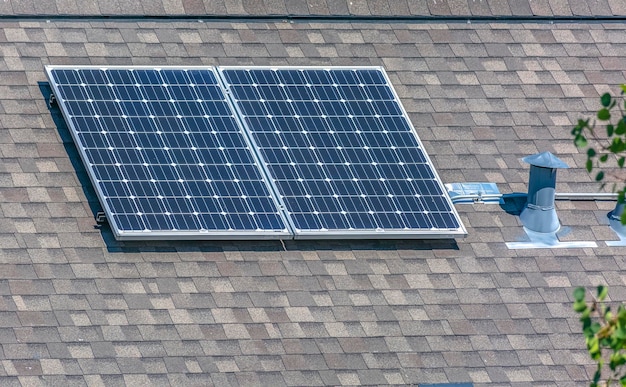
[500,194,527,216]
[41,82,459,254]
[100,224,459,253]
[40,82,102,217]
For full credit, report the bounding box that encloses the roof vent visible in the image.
[519,151,568,233]
[507,151,596,249]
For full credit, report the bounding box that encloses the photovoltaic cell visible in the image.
[46,66,290,240]
[220,67,465,238]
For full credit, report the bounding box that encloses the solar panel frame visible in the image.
[45,65,293,241]
[218,66,466,239]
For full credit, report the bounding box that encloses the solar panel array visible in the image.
[46,65,465,240]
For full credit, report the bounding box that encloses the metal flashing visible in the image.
[506,228,597,249]
[446,182,502,204]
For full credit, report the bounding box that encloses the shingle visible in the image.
[346,0,370,15]
[506,0,533,14]
[585,0,612,15]
[549,0,573,14]
[407,0,430,16]
[486,0,511,14]
[529,0,553,15]
[566,0,590,14]
[283,370,324,386]
[426,0,451,15]
[10,0,36,13]
[469,0,492,15]
[180,0,205,14]
[284,0,309,15]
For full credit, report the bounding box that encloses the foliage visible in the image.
[574,286,626,386]
[573,88,626,385]
[571,86,626,223]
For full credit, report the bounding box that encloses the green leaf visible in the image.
[601,92,612,107]
[575,135,588,148]
[588,148,597,158]
[574,300,588,313]
[582,308,592,319]
[610,353,620,371]
[621,210,626,225]
[578,118,590,129]
[601,154,609,162]
[608,124,615,136]
[574,287,586,302]
[590,322,601,334]
[588,336,600,357]
[617,119,626,135]
[620,157,625,168]
[615,326,626,339]
[598,285,608,301]
[582,315,592,329]
[586,159,593,172]
[621,84,626,94]
[596,171,605,181]
[610,137,626,153]
[598,108,611,120]
[611,353,626,371]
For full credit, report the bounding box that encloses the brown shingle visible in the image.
[0,14,625,387]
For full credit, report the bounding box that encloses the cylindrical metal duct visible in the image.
[519,152,568,233]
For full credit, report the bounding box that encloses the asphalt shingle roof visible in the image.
[0,0,625,17]
[0,5,625,387]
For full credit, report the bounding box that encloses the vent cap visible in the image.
[522,151,569,169]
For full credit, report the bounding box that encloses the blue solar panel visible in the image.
[46,66,290,240]
[220,67,465,238]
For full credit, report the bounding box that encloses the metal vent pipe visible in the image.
[519,151,569,233]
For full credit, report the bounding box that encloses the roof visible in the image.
[0,3,625,386]
[1,0,626,17]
